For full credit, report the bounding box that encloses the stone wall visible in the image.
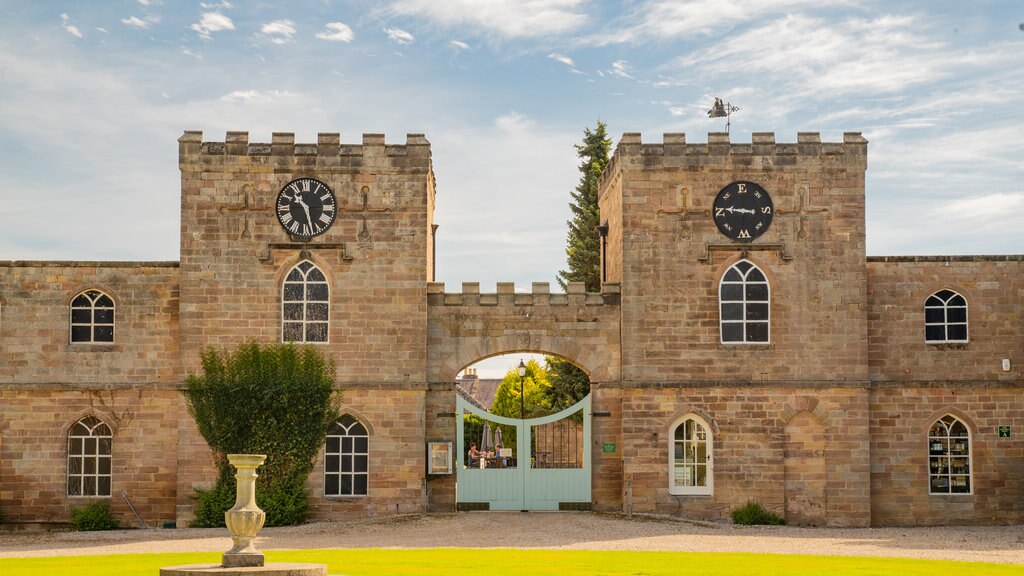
[174,131,435,523]
[869,385,1024,525]
[867,256,1023,383]
[426,281,621,383]
[618,385,871,527]
[601,132,869,384]
[0,390,179,527]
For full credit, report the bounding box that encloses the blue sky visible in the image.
[1,1,1023,300]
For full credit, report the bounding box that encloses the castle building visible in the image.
[0,130,1020,528]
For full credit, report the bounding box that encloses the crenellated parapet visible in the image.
[178,131,432,172]
[600,131,867,188]
[426,281,620,307]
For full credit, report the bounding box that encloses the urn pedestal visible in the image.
[222,454,267,568]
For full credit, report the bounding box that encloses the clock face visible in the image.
[275,178,337,238]
[712,181,774,241]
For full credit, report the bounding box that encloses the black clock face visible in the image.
[712,181,773,241]
[275,178,337,238]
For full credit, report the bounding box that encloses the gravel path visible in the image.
[1,512,1022,565]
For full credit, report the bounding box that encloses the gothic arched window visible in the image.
[324,415,369,496]
[70,289,115,343]
[925,290,968,343]
[282,261,329,343]
[719,260,770,343]
[68,416,112,496]
[928,415,971,494]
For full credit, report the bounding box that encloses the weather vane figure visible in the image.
[707,97,740,133]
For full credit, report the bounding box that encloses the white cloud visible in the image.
[316,22,354,43]
[191,12,234,39]
[594,0,834,44]
[181,47,203,59]
[199,1,232,8]
[96,27,109,34]
[449,39,470,51]
[933,193,1024,220]
[609,60,633,79]
[548,53,574,67]
[259,19,296,45]
[219,90,297,104]
[60,14,83,38]
[494,111,534,131]
[385,27,415,45]
[390,0,586,39]
[121,16,151,30]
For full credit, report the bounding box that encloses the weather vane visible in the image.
[707,98,740,133]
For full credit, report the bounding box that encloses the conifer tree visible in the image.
[557,121,611,292]
[549,122,609,406]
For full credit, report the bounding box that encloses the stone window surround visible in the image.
[925,288,969,345]
[69,288,116,345]
[718,259,771,345]
[324,414,369,498]
[281,260,330,344]
[668,413,714,496]
[67,415,113,498]
[928,413,973,496]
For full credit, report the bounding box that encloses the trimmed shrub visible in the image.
[185,341,340,527]
[731,500,786,525]
[70,501,119,531]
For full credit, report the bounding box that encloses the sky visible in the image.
[1,2,1022,308]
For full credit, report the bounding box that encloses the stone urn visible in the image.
[223,454,267,568]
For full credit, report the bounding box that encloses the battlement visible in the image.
[601,131,867,187]
[177,131,432,165]
[426,281,620,307]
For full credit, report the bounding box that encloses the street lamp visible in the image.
[518,360,527,420]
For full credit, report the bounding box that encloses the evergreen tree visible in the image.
[557,121,611,292]
[549,122,609,405]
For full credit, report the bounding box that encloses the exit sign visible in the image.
[998,426,1011,438]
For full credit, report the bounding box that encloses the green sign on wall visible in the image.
[999,426,1011,438]
[602,442,616,453]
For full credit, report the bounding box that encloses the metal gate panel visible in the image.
[456,394,591,511]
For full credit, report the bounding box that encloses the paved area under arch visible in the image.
[1,512,1021,565]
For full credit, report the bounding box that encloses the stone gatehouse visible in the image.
[0,130,1020,528]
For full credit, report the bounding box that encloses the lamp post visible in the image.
[518,360,527,420]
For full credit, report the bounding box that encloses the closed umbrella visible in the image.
[482,424,493,453]
[493,426,503,451]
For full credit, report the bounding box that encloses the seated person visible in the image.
[492,443,507,467]
[467,442,482,467]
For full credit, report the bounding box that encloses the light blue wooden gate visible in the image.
[456,394,591,511]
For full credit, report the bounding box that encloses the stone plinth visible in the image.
[159,563,329,576]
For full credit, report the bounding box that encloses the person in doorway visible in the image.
[468,442,482,467]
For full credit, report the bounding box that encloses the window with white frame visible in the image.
[282,261,329,343]
[68,416,112,497]
[928,414,971,494]
[70,290,115,343]
[669,415,713,495]
[324,415,368,496]
[719,260,769,343]
[925,289,968,343]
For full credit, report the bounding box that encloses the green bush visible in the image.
[70,501,119,531]
[731,500,786,525]
[185,341,340,527]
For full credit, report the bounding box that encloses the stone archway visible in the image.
[783,410,827,526]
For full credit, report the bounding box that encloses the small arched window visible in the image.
[325,415,368,496]
[70,290,115,343]
[68,416,112,496]
[669,415,713,495]
[282,261,329,343]
[925,290,968,343]
[928,415,971,494]
[719,260,769,343]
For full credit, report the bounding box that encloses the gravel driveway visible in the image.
[1,512,1022,565]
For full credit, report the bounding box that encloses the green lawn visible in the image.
[0,549,1021,576]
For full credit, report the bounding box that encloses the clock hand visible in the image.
[725,206,755,215]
